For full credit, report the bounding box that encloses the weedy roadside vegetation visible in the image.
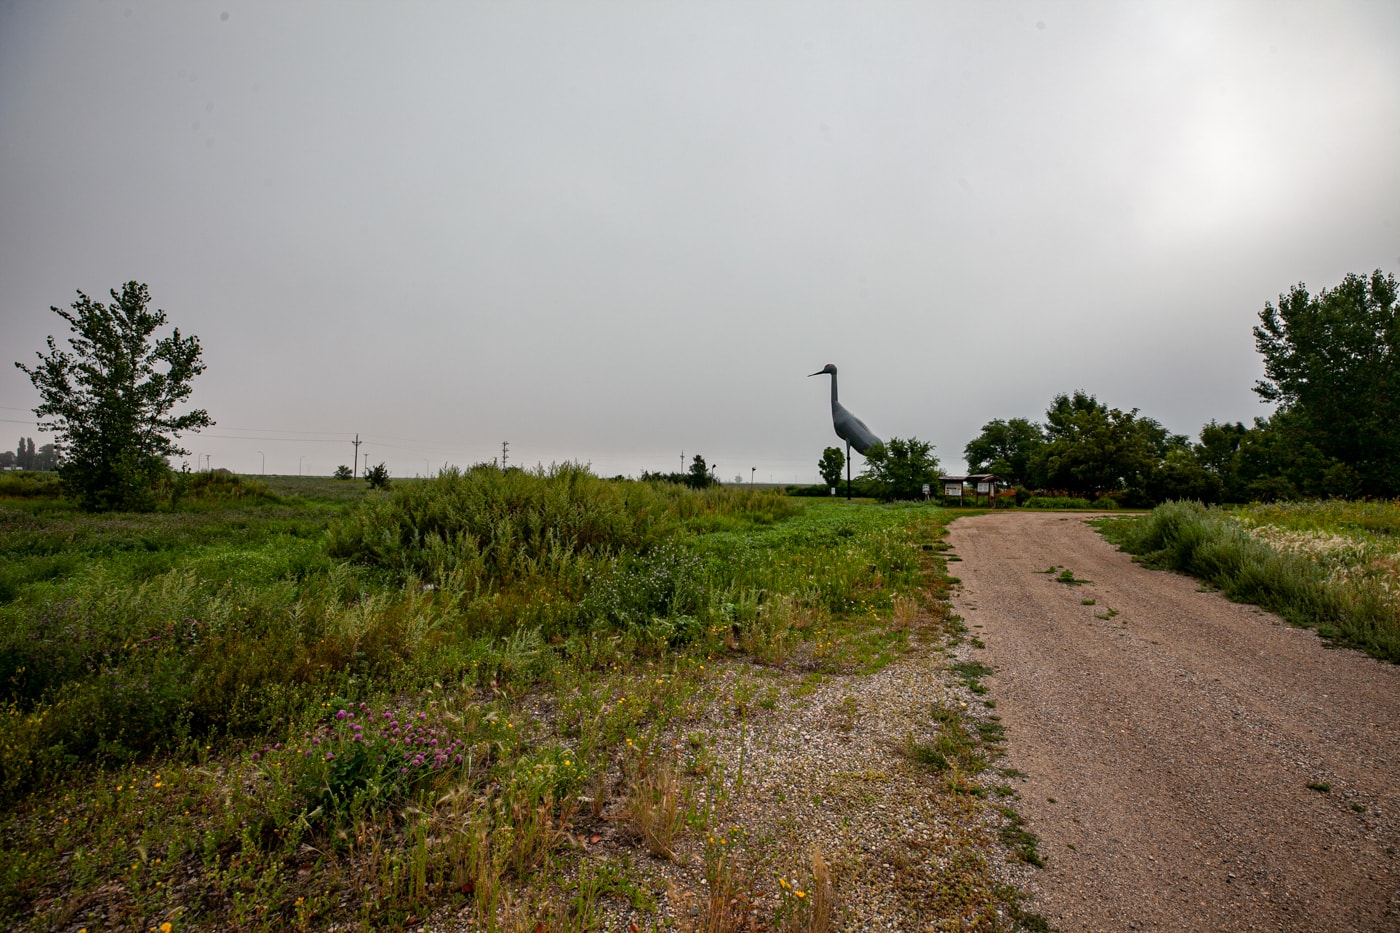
[0,467,1043,931]
[1099,499,1400,661]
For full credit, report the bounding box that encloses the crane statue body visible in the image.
[809,363,883,498]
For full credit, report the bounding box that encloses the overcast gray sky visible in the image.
[3,1,1398,482]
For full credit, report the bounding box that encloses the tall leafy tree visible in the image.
[15,282,213,511]
[817,446,845,489]
[1253,270,1400,496]
[1194,420,1249,500]
[686,454,713,489]
[963,417,1045,486]
[861,437,940,501]
[34,444,60,471]
[1033,392,1160,496]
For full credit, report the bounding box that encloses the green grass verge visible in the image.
[1098,500,1400,662]
[0,470,1038,931]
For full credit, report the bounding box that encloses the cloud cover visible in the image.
[3,1,1397,480]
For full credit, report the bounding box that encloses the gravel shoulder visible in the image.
[947,511,1400,932]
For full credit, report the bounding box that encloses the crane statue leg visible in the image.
[846,440,851,500]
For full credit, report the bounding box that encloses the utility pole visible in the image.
[680,451,685,473]
[352,434,361,478]
[501,441,509,469]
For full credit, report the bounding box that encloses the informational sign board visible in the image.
[977,482,992,494]
[944,483,963,497]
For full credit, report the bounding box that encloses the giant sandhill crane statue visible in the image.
[809,363,883,498]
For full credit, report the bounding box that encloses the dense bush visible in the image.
[860,437,941,502]
[327,464,677,586]
[0,472,63,499]
[787,478,882,498]
[1022,496,1094,509]
[165,469,277,507]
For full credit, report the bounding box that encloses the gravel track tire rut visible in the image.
[946,511,1400,933]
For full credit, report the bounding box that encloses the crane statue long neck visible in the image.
[827,368,840,412]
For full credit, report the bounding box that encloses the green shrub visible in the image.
[1022,496,1094,509]
[364,462,391,490]
[327,464,678,587]
[0,472,62,499]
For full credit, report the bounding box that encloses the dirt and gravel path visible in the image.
[946,511,1400,933]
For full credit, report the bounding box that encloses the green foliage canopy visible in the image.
[963,417,1045,486]
[686,453,714,489]
[818,445,845,489]
[15,282,212,511]
[1034,392,1177,497]
[364,461,391,490]
[1253,270,1400,496]
[860,436,940,501]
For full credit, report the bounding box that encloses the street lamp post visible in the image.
[256,450,265,475]
[751,467,756,485]
[299,456,304,476]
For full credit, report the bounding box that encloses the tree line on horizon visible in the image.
[12,269,1399,511]
[962,269,1400,504]
[0,438,59,473]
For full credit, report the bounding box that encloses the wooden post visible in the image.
[845,440,851,500]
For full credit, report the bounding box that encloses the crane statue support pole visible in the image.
[809,363,884,500]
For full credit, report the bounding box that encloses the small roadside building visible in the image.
[939,474,1010,506]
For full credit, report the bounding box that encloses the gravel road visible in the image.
[946,511,1400,933]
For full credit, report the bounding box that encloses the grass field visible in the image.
[1099,500,1400,662]
[0,470,1029,931]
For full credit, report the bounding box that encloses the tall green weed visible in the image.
[0,472,61,499]
[326,464,676,586]
[1103,501,1400,661]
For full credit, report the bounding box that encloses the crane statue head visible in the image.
[808,362,883,456]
